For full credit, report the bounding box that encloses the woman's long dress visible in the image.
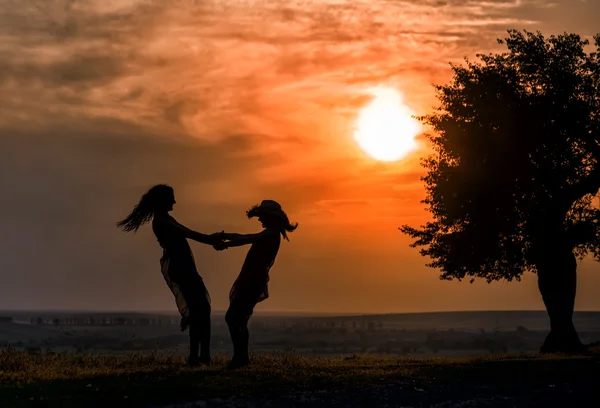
[152,215,211,331]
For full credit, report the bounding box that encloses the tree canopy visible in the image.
[401,30,600,283]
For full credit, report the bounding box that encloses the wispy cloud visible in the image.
[1,0,595,225]
[0,0,569,139]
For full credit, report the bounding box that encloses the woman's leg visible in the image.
[238,319,250,363]
[184,280,212,366]
[188,321,200,363]
[225,299,254,367]
[188,311,211,365]
[198,311,211,362]
[225,306,241,360]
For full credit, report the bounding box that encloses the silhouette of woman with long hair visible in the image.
[218,200,298,368]
[117,184,224,366]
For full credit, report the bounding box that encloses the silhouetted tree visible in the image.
[401,30,600,353]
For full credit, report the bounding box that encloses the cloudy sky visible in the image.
[1,0,599,314]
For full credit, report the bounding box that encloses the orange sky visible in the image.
[1,0,599,313]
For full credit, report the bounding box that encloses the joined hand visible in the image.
[210,230,228,251]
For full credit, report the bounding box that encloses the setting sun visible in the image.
[354,87,421,162]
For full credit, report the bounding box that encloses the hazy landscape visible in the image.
[2,0,600,406]
[3,310,599,358]
[3,310,599,407]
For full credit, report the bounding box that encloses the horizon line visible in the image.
[2,308,600,316]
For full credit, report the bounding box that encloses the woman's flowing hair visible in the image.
[278,220,299,241]
[246,204,298,241]
[117,184,174,233]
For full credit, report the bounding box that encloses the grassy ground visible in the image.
[1,346,599,407]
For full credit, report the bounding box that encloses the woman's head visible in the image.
[117,184,175,233]
[246,200,298,241]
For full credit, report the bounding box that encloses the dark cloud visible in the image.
[0,54,129,89]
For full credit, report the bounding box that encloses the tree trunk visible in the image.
[536,245,585,354]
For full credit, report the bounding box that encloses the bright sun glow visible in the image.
[354,87,421,162]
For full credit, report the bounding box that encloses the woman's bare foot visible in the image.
[188,356,212,367]
[226,357,249,370]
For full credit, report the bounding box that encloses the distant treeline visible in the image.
[30,316,178,326]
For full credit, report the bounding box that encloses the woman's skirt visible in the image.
[160,252,211,332]
[229,270,270,306]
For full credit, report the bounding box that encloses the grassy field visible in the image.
[1,346,599,407]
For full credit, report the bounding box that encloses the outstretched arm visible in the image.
[223,229,275,248]
[163,217,220,245]
[224,233,261,248]
[222,232,246,241]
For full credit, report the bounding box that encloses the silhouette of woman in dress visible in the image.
[117,184,224,366]
[218,200,298,368]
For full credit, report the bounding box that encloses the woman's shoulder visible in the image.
[261,227,281,239]
[153,214,175,226]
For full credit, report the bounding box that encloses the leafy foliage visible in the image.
[401,30,600,283]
